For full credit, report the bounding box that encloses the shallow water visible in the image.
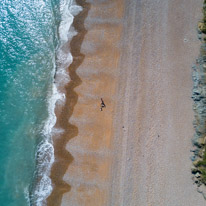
[0,0,82,204]
[0,0,60,205]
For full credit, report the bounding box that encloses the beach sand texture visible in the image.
[48,0,206,205]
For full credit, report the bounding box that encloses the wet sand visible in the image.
[48,0,206,205]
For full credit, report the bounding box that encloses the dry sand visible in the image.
[48,0,206,205]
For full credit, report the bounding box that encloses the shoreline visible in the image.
[47,1,90,205]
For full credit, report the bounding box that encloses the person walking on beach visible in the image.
[100,98,106,111]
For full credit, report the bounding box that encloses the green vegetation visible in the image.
[192,146,206,184]
[198,1,206,35]
[192,0,206,186]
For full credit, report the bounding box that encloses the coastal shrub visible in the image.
[198,1,206,33]
[199,168,206,183]
[196,158,206,167]
[196,146,206,165]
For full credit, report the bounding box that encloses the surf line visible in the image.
[28,0,85,205]
[47,1,91,206]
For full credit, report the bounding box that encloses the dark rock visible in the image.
[191,167,199,174]
[190,155,197,162]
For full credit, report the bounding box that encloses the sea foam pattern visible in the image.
[0,1,59,205]
[29,1,82,205]
[0,0,82,205]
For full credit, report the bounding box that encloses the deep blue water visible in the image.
[0,0,61,205]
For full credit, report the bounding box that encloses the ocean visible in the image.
[0,0,81,205]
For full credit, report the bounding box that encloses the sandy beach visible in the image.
[48,0,206,205]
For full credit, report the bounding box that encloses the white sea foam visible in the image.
[24,187,30,206]
[57,50,73,69]
[56,51,73,84]
[31,0,82,205]
[42,83,64,137]
[29,85,61,205]
[59,0,82,42]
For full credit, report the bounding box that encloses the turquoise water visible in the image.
[0,0,61,205]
